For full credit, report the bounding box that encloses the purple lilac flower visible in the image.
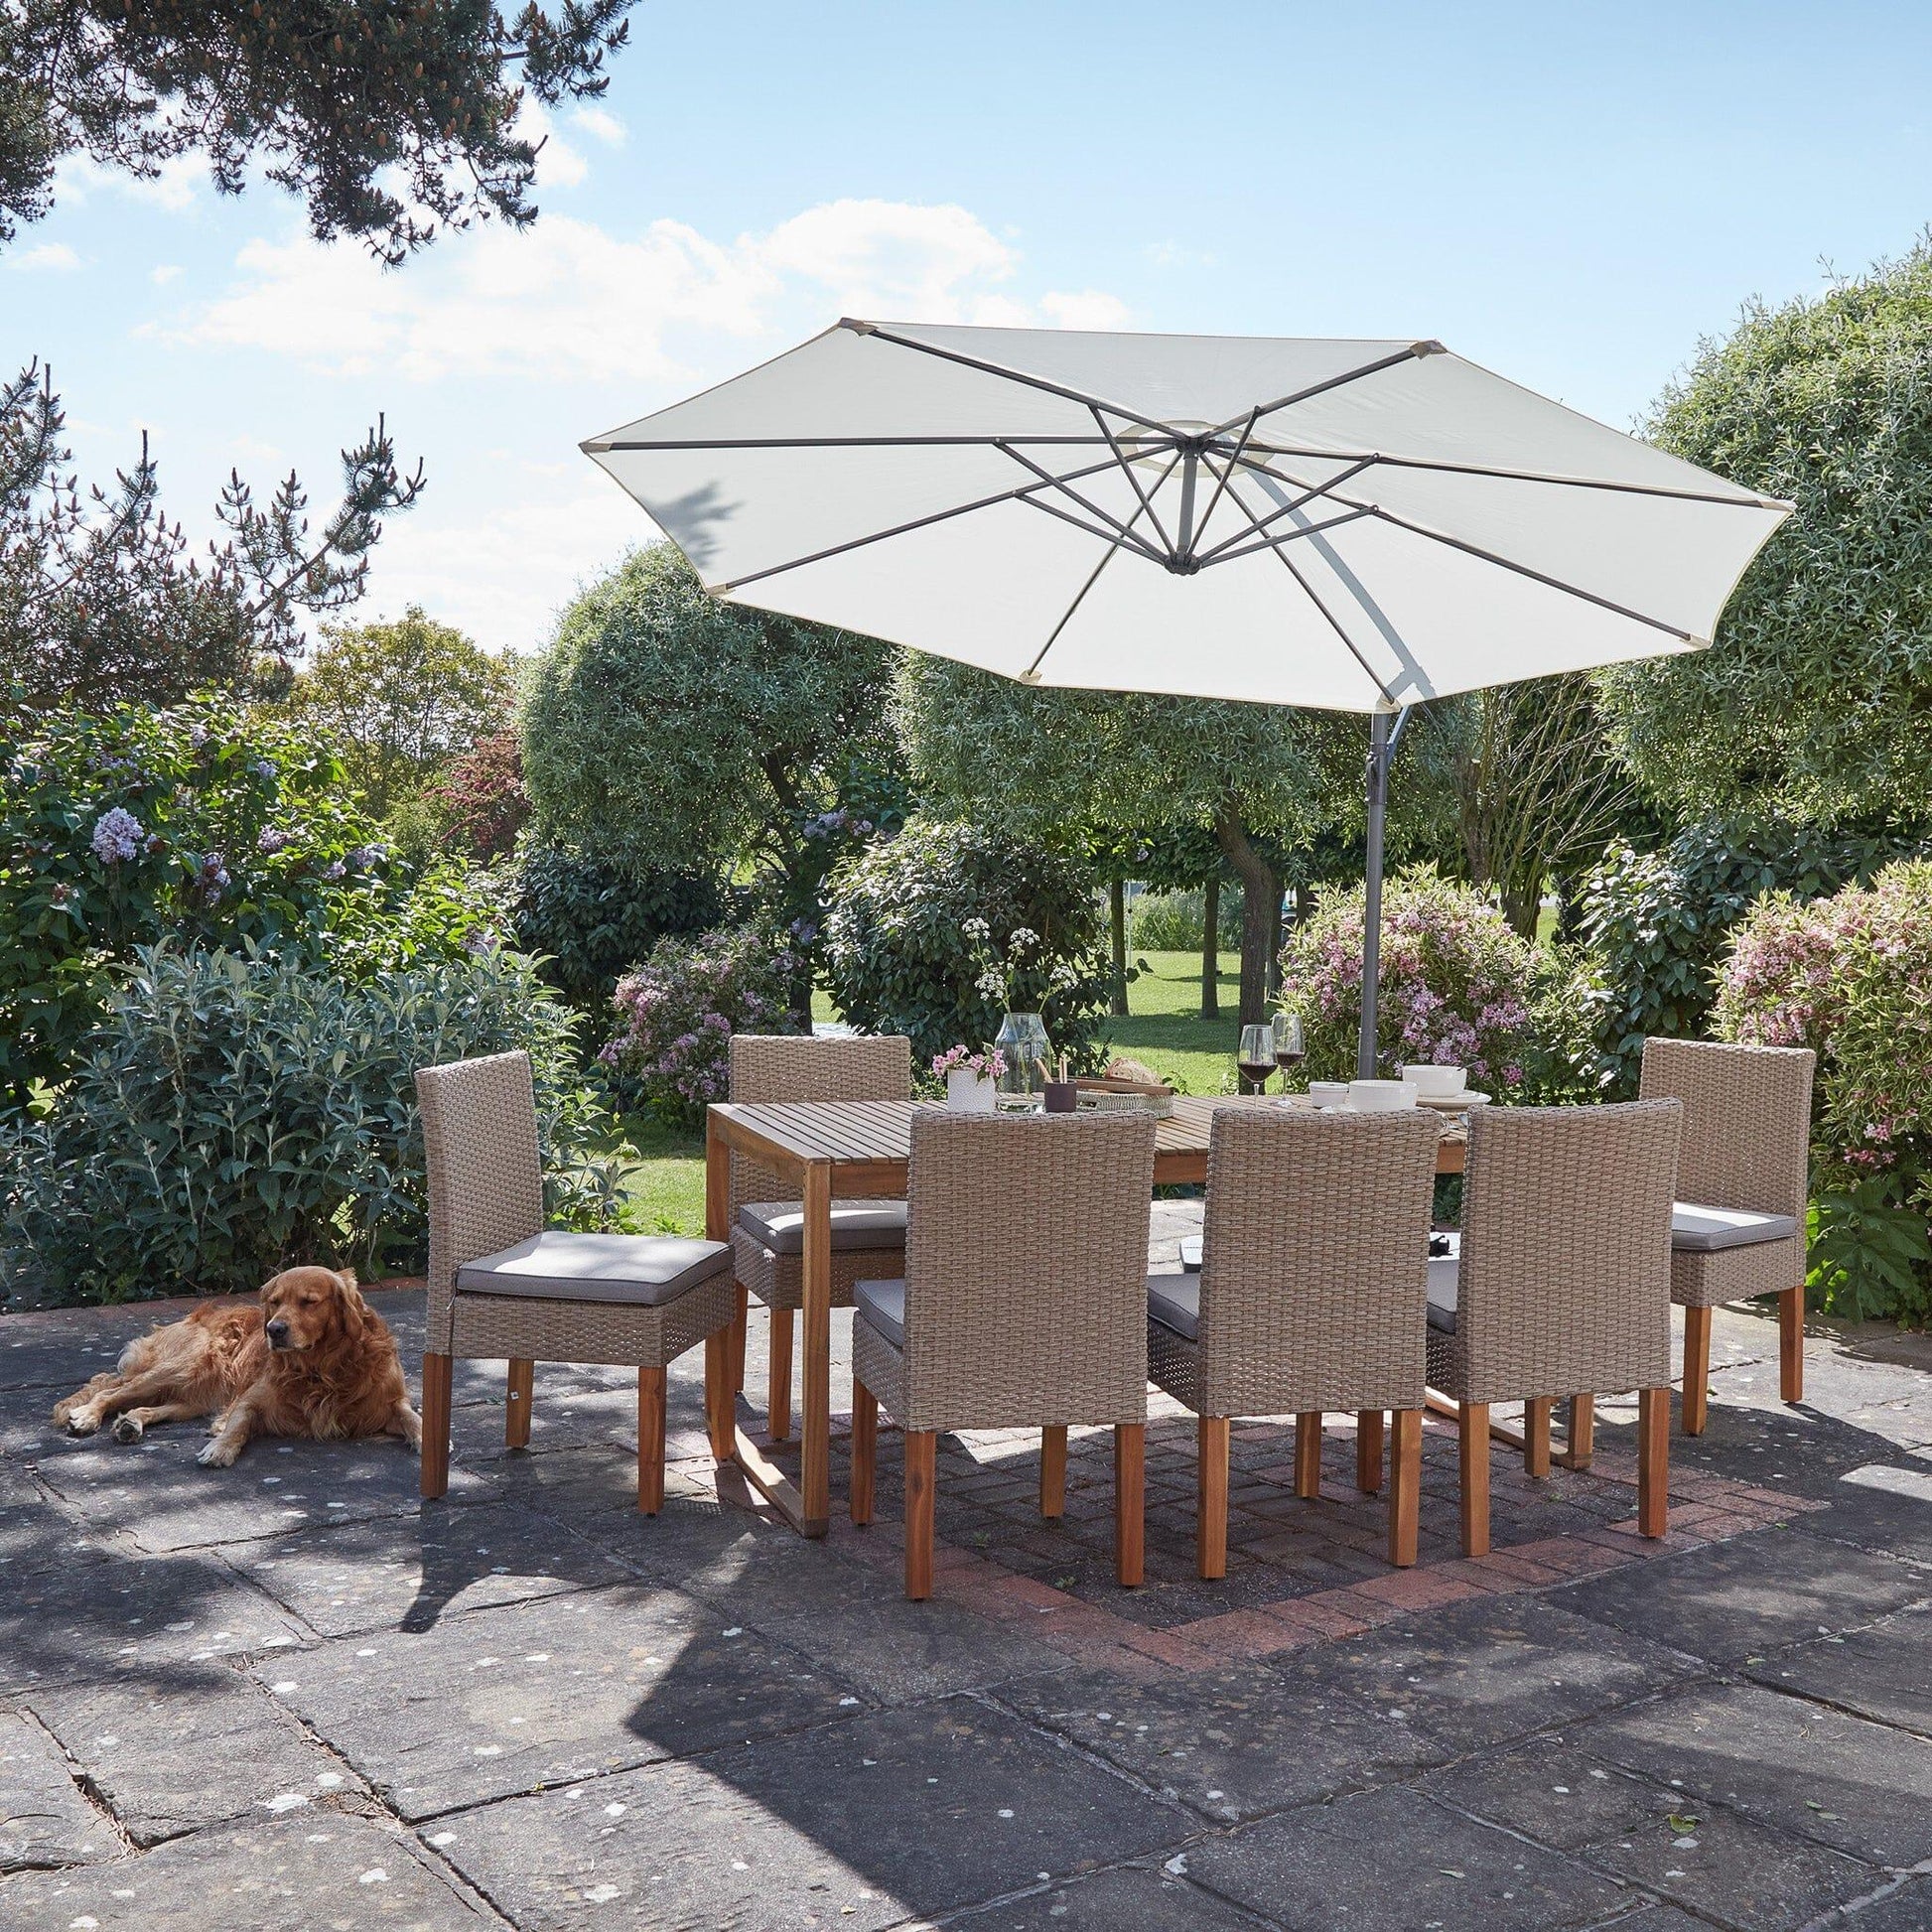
[90,807,144,863]
[253,759,276,780]
[256,826,292,855]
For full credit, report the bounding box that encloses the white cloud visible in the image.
[150,262,184,285]
[571,105,627,147]
[1145,239,1216,271]
[161,197,1126,383]
[1041,289,1132,330]
[8,241,82,272]
[55,151,203,212]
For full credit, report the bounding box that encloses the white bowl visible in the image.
[1307,1081,1352,1110]
[1349,1078,1419,1112]
[1400,1063,1467,1098]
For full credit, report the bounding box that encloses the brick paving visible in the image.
[3,1204,1931,1929]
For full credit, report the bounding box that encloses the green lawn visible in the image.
[624,948,1242,1233]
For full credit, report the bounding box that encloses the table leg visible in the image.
[799,1159,832,1536]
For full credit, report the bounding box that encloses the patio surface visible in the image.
[3,1204,1932,1931]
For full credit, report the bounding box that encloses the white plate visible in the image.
[1416,1090,1490,1111]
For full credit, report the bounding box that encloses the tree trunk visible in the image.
[1214,811,1282,1030]
[1108,876,1129,1017]
[1199,876,1220,1019]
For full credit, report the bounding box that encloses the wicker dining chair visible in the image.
[727,1034,912,1442]
[1149,1107,1442,1577]
[847,1111,1159,1600]
[1639,1037,1815,1434]
[416,1050,736,1511]
[1426,1099,1681,1558]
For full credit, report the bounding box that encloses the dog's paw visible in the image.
[111,1414,143,1445]
[196,1438,238,1469]
[63,1410,100,1437]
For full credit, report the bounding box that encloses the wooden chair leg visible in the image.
[704,1327,734,1459]
[1682,1304,1712,1436]
[1780,1287,1804,1405]
[1197,1416,1230,1580]
[637,1366,666,1515]
[1356,1409,1384,1494]
[1458,1400,1490,1558]
[1039,1425,1067,1520]
[1524,1398,1551,1478]
[1115,1423,1145,1587]
[1638,1385,1670,1537]
[850,1378,877,1527]
[419,1351,453,1499]
[505,1358,534,1449]
[1388,1408,1422,1568]
[730,1286,749,1395]
[1294,1411,1322,1499]
[1563,1394,1594,1470]
[903,1430,936,1599]
[767,1308,793,1443]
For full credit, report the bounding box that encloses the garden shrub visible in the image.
[1715,860,1932,1322]
[429,729,529,864]
[1128,884,1243,954]
[0,943,626,1308]
[1277,867,1593,1104]
[603,924,801,1128]
[820,818,1114,1070]
[0,695,497,1110]
[1577,816,1924,1095]
[510,844,724,1015]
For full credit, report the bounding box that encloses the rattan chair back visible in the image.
[902,1111,1157,1432]
[1197,1106,1441,1416]
[1455,1099,1680,1404]
[415,1050,545,1352]
[1639,1037,1814,1222]
[726,1034,912,1220]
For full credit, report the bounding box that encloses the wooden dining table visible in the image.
[705,1093,1468,1538]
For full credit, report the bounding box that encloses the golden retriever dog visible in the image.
[53,1267,422,1468]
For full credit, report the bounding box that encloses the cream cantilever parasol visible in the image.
[584,320,1790,1075]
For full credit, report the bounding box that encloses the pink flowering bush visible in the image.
[1278,868,1592,1104]
[603,924,800,1127]
[1716,860,1932,1320]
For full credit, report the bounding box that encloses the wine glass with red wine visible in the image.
[1273,1011,1306,1081]
[1237,1024,1276,1095]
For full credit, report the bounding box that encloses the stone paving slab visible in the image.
[1419,1733,1682,1851]
[433,1695,1192,1930]
[0,1809,497,1930]
[0,1711,116,1872]
[0,1548,308,1697]
[1578,1682,1932,1868]
[1182,1782,1631,1931]
[28,1664,363,1846]
[1743,1602,1932,1738]
[1544,1527,1930,1667]
[269,1584,869,1821]
[222,1500,641,1639]
[1583,1802,1883,1932]
[940,1862,1264,1929]
[1841,1876,1932,1929]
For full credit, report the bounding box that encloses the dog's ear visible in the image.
[337,1268,359,1293]
[334,1272,370,1342]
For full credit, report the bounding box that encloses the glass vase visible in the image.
[994,1012,1050,1112]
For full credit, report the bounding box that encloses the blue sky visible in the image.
[8,0,1929,655]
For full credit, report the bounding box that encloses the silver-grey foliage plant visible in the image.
[1,943,627,1307]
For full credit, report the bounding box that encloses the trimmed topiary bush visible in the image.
[510,845,724,1017]
[820,819,1113,1071]
[1715,859,1932,1322]
[1277,868,1593,1104]
[1577,816,1924,1095]
[603,924,802,1129]
[0,943,626,1308]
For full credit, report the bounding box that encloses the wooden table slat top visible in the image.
[711,1094,1468,1168]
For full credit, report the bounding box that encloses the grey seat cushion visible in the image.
[1178,1234,1202,1273]
[458,1231,730,1307]
[853,1277,905,1348]
[1147,1272,1200,1342]
[1426,1254,1460,1334]
[738,1199,908,1256]
[1672,1202,1801,1253]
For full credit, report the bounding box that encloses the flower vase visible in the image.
[946,1067,996,1112]
[994,1012,1050,1112]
